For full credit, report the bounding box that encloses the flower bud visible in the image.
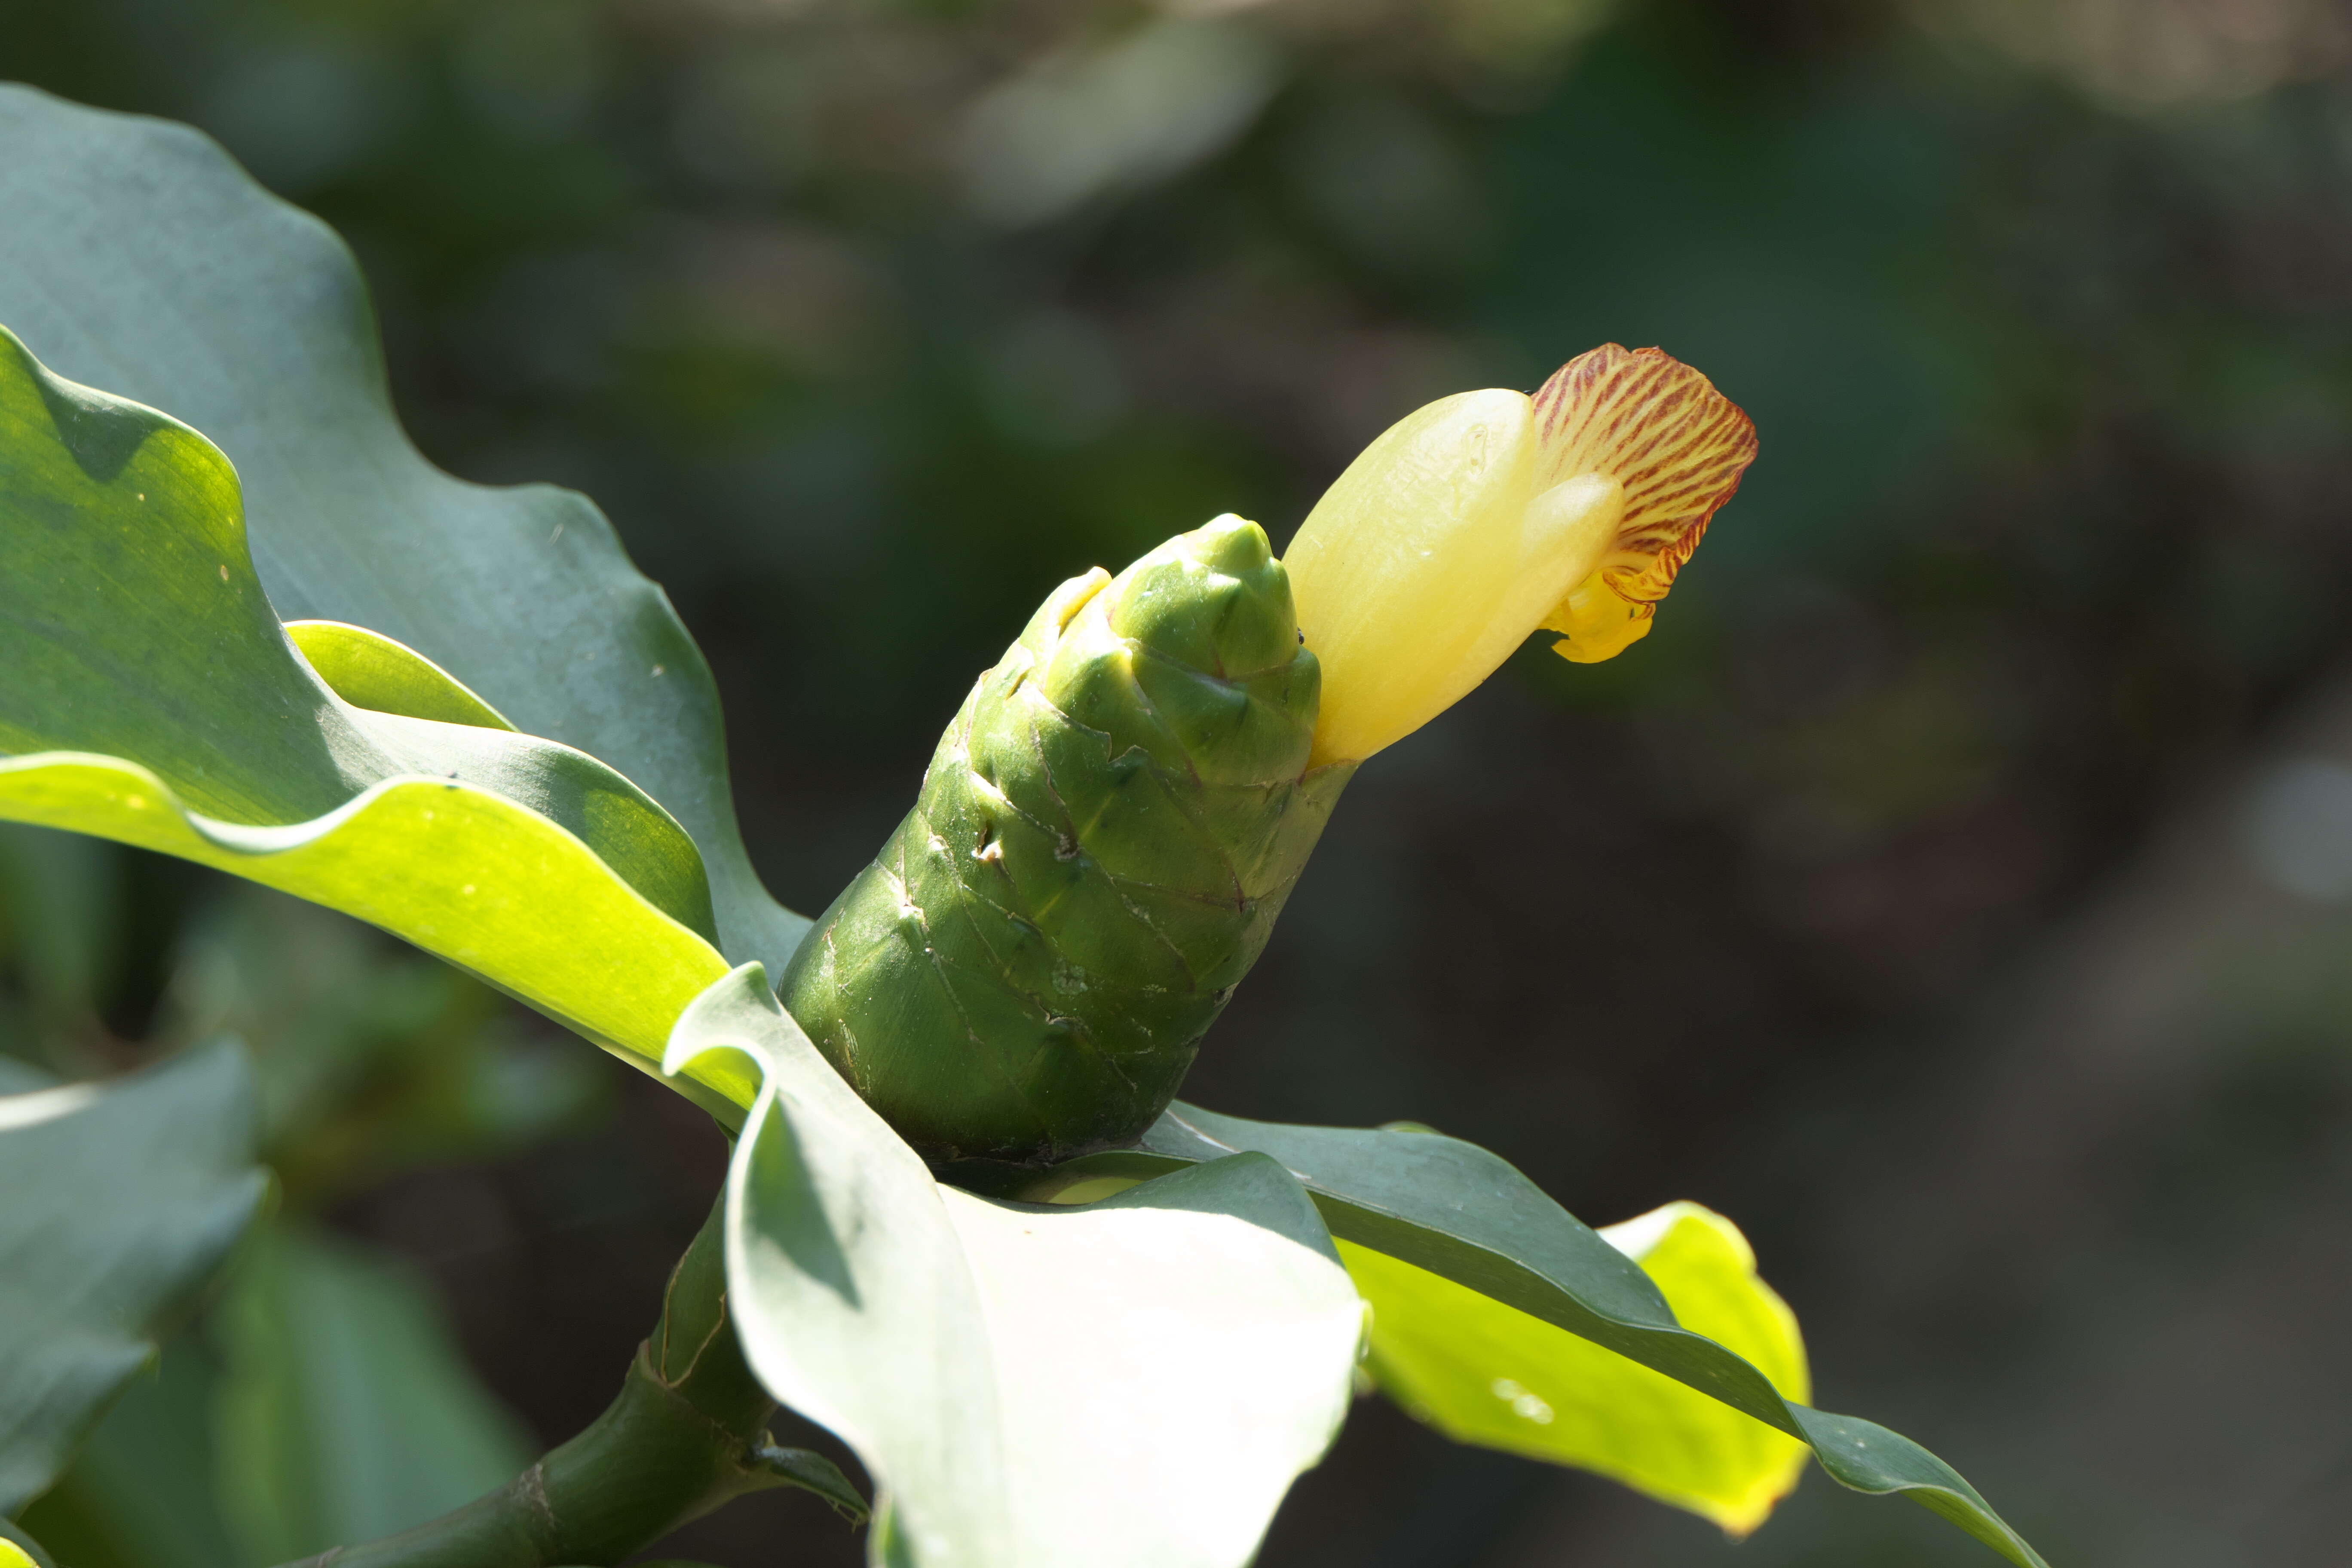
[780,516,1349,1163]
[1285,345,1755,764]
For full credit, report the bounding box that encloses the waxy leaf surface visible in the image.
[1347,1201,1809,1534]
[0,85,808,978]
[0,1042,266,1514]
[0,325,750,1116]
[1023,1104,2047,1568]
[0,323,715,941]
[666,967,1365,1568]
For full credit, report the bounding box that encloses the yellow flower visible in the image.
[1283,345,1756,766]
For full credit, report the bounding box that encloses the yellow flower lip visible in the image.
[1531,344,1758,663]
[1282,344,1755,765]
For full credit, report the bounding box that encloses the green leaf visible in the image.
[211,1222,537,1561]
[0,756,744,1119]
[1014,1104,2048,1568]
[0,325,753,1117]
[0,320,716,941]
[283,622,519,733]
[1346,1200,1809,1536]
[748,1446,871,1525]
[0,1060,53,1095]
[0,1041,266,1515]
[0,85,807,979]
[16,1332,240,1568]
[23,1222,541,1568]
[665,966,1366,1568]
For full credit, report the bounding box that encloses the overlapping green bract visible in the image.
[781,518,1353,1161]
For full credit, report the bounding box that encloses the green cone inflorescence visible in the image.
[778,516,1353,1163]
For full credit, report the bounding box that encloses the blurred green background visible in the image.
[5,0,2352,1563]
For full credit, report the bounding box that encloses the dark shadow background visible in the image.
[5,0,2352,1564]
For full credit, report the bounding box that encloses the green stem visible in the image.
[278,1196,863,1568]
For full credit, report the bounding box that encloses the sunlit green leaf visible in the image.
[0,325,751,1117]
[1017,1104,2047,1568]
[0,84,809,979]
[283,622,518,734]
[666,966,1365,1568]
[0,756,744,1121]
[0,1042,265,1515]
[212,1223,537,1561]
[0,320,714,940]
[1347,1200,1809,1535]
